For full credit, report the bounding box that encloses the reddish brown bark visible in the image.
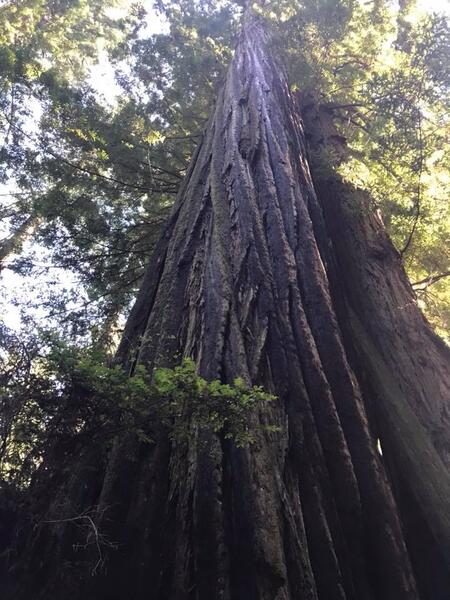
[3,8,450,600]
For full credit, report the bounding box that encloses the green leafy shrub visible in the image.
[1,332,276,486]
[154,358,276,447]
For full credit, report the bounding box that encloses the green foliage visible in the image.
[0,0,133,81]
[2,0,447,339]
[0,1,156,337]
[0,330,276,487]
[154,359,276,447]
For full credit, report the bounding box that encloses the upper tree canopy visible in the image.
[0,0,448,340]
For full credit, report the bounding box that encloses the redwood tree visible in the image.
[3,5,450,600]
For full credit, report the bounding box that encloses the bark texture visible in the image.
[3,8,450,600]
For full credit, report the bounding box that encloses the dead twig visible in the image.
[42,507,117,575]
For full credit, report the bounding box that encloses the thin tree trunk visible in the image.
[4,7,450,600]
[0,214,41,273]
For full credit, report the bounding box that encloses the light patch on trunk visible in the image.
[376,438,383,456]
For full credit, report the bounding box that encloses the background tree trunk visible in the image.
[4,8,450,600]
[0,214,40,273]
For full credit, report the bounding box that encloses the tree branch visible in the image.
[412,271,450,290]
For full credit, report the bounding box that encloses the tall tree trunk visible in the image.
[4,7,450,600]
